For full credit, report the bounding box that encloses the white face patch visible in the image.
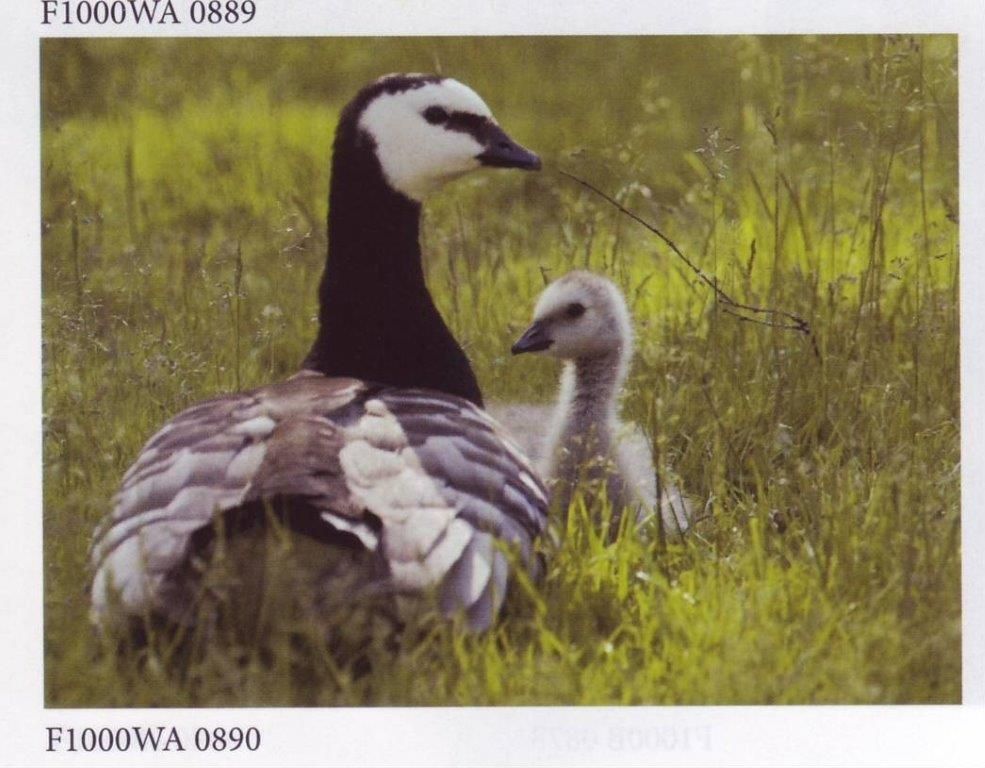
[359,79,496,201]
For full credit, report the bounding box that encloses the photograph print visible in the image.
[41,35,960,707]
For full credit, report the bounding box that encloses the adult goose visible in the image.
[508,271,692,539]
[90,74,546,633]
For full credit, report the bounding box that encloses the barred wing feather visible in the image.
[90,375,549,632]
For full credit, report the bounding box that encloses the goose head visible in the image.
[344,73,541,201]
[511,271,633,362]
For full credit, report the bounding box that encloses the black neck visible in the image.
[303,136,483,406]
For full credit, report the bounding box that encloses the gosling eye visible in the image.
[423,106,450,125]
[565,302,586,319]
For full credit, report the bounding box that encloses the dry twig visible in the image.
[558,169,821,359]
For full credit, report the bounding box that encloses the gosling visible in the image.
[510,270,691,539]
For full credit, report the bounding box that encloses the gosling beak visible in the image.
[511,320,552,354]
[478,123,541,171]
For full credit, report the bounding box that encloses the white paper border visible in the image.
[3,1,983,766]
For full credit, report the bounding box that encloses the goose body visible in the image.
[90,74,544,632]
[510,271,692,538]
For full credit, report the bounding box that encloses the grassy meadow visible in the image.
[42,36,960,706]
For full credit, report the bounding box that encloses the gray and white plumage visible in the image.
[507,270,692,538]
[91,375,548,632]
[90,74,546,635]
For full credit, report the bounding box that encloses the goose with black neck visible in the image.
[304,75,540,405]
[90,74,546,636]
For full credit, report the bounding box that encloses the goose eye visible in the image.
[565,302,586,319]
[423,106,450,125]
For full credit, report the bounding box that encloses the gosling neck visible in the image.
[554,347,629,459]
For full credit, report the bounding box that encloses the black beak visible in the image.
[511,320,552,355]
[478,123,542,171]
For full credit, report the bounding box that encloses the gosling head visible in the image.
[340,73,541,202]
[511,271,633,362]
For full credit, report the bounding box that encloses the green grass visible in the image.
[42,35,960,706]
